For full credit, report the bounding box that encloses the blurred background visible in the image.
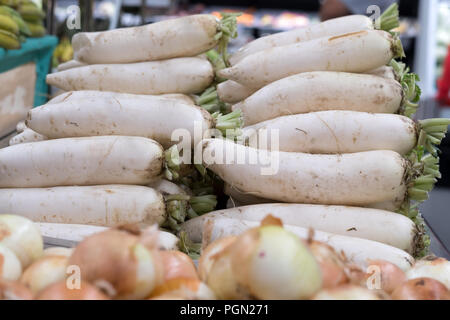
[0,0,449,256]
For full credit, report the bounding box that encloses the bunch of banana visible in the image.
[17,0,45,38]
[53,37,73,67]
[0,5,21,49]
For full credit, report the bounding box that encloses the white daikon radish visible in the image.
[148,179,189,197]
[181,203,421,254]
[73,14,238,64]
[57,59,87,71]
[0,244,22,281]
[46,57,214,95]
[219,30,404,90]
[366,65,397,80]
[229,3,399,65]
[182,217,414,271]
[37,223,107,243]
[15,121,26,133]
[216,80,256,104]
[202,139,409,206]
[233,72,404,125]
[0,215,43,268]
[0,185,166,227]
[37,222,179,251]
[243,111,417,154]
[26,97,216,148]
[47,90,194,105]
[0,136,165,188]
[9,128,47,146]
[224,183,274,206]
[20,255,68,294]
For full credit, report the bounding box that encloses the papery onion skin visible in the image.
[0,215,43,268]
[391,277,450,300]
[0,244,22,281]
[68,228,163,299]
[312,284,388,300]
[0,279,33,300]
[43,247,73,257]
[150,278,215,300]
[231,225,323,300]
[159,251,198,282]
[309,241,348,289]
[366,259,406,294]
[406,256,450,290]
[198,236,237,282]
[36,280,110,300]
[20,255,68,295]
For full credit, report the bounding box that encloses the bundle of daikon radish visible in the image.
[181,4,450,270]
[1,4,450,300]
[1,13,245,235]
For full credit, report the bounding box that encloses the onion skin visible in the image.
[43,247,74,258]
[36,281,109,300]
[159,251,198,281]
[0,280,33,300]
[68,228,164,299]
[230,225,323,299]
[0,244,22,281]
[309,241,348,289]
[0,215,43,268]
[20,255,68,295]
[149,278,215,300]
[366,259,406,294]
[198,236,237,282]
[391,278,450,300]
[313,284,389,300]
[406,256,450,290]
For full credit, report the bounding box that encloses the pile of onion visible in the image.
[200,216,322,299]
[391,277,450,300]
[68,226,164,299]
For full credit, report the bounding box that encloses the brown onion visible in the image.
[0,279,33,300]
[159,250,198,281]
[149,278,215,299]
[365,259,406,294]
[406,256,450,289]
[392,277,450,300]
[20,255,68,294]
[308,241,348,288]
[197,236,237,282]
[36,280,109,300]
[68,228,164,299]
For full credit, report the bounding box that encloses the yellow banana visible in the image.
[19,4,45,22]
[0,6,31,36]
[0,29,20,49]
[0,13,19,35]
[26,21,45,37]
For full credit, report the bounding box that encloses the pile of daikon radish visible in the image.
[1,13,246,232]
[1,4,450,300]
[1,214,449,300]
